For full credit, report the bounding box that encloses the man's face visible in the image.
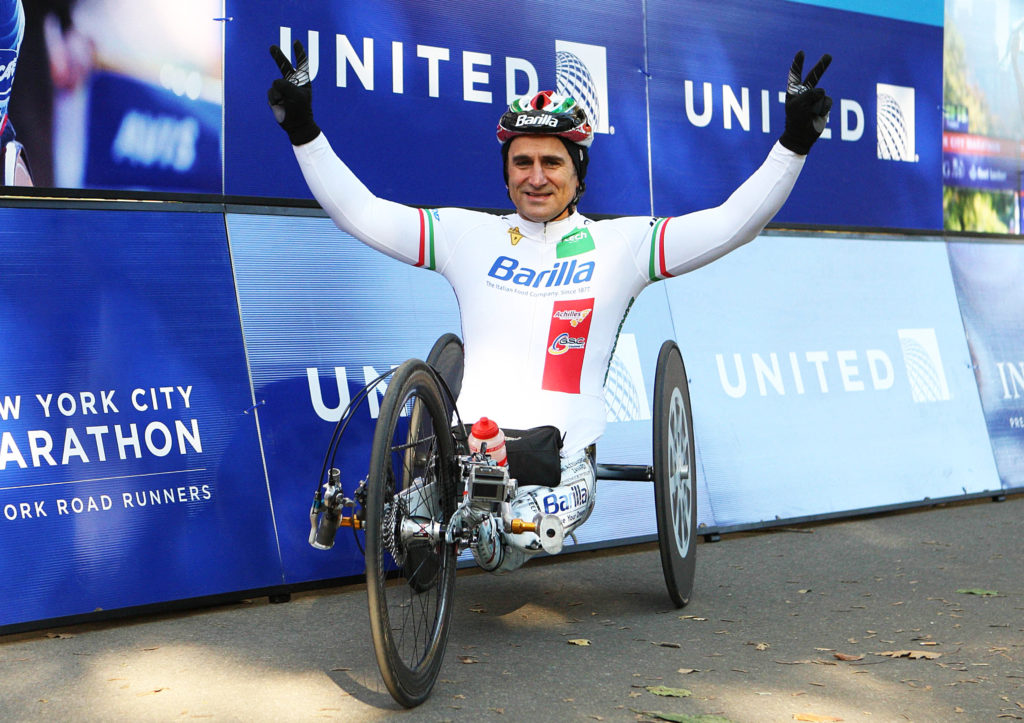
[506,135,578,223]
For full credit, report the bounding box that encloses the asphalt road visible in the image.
[1,494,1021,722]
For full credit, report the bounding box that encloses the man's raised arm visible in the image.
[655,51,833,277]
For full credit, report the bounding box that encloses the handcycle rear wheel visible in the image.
[365,359,459,708]
[653,340,697,608]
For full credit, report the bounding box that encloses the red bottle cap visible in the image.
[470,417,500,439]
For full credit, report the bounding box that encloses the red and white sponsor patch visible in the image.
[542,298,594,394]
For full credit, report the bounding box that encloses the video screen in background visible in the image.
[943,0,1024,233]
[7,0,222,193]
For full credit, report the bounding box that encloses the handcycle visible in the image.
[307,333,697,708]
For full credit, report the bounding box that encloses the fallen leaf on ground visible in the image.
[567,639,591,646]
[957,589,999,597]
[457,655,479,664]
[637,712,735,723]
[793,715,842,722]
[645,685,693,698]
[874,650,942,660]
[677,668,699,674]
[834,653,864,662]
[654,641,682,648]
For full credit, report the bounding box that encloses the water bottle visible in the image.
[468,417,507,466]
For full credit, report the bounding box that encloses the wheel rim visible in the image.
[373,383,453,680]
[667,386,693,557]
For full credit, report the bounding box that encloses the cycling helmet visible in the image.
[0,0,24,134]
[498,91,593,212]
[496,90,594,148]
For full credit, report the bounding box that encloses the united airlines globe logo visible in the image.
[556,50,601,133]
[554,40,611,135]
[876,83,917,163]
[897,328,951,403]
[604,334,651,422]
[605,354,643,422]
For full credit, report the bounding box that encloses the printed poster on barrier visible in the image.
[657,232,1000,528]
[5,0,222,192]
[0,209,281,630]
[646,0,943,230]
[224,0,649,213]
[947,240,1024,492]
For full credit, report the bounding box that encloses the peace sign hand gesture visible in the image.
[779,51,833,155]
[267,40,321,146]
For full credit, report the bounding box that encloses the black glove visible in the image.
[778,51,832,155]
[268,40,321,146]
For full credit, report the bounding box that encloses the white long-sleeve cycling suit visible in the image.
[292,132,804,570]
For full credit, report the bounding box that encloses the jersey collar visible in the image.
[512,212,584,243]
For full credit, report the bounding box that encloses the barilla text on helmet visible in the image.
[515,114,560,128]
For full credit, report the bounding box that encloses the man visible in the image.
[269,41,831,573]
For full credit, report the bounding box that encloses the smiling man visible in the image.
[269,42,832,573]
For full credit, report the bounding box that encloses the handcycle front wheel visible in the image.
[653,340,697,608]
[365,358,459,708]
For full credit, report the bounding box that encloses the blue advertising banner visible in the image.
[646,0,943,229]
[0,208,281,629]
[652,232,999,527]
[224,0,942,229]
[947,240,1024,492]
[224,0,650,215]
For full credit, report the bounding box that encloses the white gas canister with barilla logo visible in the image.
[468,417,507,466]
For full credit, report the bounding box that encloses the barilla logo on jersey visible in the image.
[553,308,591,327]
[543,298,595,394]
[515,114,559,128]
[488,255,595,288]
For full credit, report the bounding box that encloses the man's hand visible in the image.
[268,40,321,146]
[778,51,832,155]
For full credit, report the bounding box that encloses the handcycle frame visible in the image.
[307,333,697,708]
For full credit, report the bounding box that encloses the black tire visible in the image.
[652,341,697,608]
[425,333,464,406]
[365,359,459,708]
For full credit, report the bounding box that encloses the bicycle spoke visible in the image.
[366,361,458,706]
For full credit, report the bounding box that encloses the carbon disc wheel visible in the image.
[652,341,697,608]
